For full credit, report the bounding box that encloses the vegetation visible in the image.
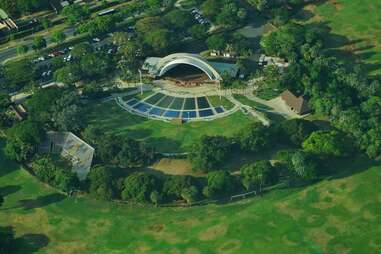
[0,152,380,253]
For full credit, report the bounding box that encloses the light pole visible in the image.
[138,69,143,95]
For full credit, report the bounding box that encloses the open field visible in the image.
[84,101,257,153]
[1,141,381,253]
[302,0,381,76]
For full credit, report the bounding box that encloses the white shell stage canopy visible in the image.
[143,53,239,81]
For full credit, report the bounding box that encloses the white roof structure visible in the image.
[143,53,239,81]
[40,131,94,180]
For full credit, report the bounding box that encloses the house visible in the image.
[280,90,311,115]
[39,131,95,180]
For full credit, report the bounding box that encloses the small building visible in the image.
[39,131,95,180]
[280,90,311,115]
[0,8,18,30]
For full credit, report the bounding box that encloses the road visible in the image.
[0,27,75,63]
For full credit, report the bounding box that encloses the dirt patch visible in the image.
[148,224,165,233]
[178,217,201,227]
[198,224,228,241]
[151,158,199,176]
[185,248,201,254]
[363,210,377,220]
[328,0,342,10]
[216,239,241,254]
[47,241,89,254]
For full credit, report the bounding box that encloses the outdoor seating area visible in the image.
[117,92,235,121]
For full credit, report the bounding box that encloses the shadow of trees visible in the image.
[0,185,21,197]
[17,193,66,210]
[0,226,49,254]
[297,3,381,77]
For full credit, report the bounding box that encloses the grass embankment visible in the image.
[233,94,273,110]
[84,101,256,153]
[303,0,381,76]
[207,96,235,110]
[1,142,380,253]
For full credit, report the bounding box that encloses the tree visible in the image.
[136,16,164,35]
[121,173,158,203]
[162,175,194,200]
[207,34,226,51]
[240,161,278,192]
[116,138,155,168]
[144,28,172,54]
[32,155,57,183]
[164,9,193,30]
[77,15,117,37]
[27,87,61,122]
[53,104,83,132]
[188,24,207,40]
[54,169,79,193]
[88,166,114,200]
[189,136,231,172]
[291,151,317,180]
[181,186,199,204]
[16,45,28,55]
[62,4,90,25]
[80,53,111,79]
[280,119,316,146]
[238,122,272,152]
[32,36,47,51]
[4,120,45,162]
[54,65,82,84]
[150,190,162,206]
[203,171,236,198]
[2,59,35,90]
[302,130,353,157]
[51,31,66,44]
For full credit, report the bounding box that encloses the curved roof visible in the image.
[156,53,222,81]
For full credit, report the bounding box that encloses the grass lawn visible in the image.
[254,88,280,100]
[84,101,257,153]
[1,142,380,253]
[302,0,381,76]
[207,96,235,110]
[233,94,273,110]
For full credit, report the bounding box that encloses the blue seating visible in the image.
[215,107,224,113]
[199,109,214,117]
[126,98,139,106]
[164,110,181,118]
[149,107,165,116]
[181,111,197,119]
[133,103,151,113]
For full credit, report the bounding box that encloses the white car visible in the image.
[92,38,101,42]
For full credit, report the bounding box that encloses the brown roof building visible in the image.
[280,90,311,115]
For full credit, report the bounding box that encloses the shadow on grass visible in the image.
[18,193,66,210]
[327,155,381,180]
[0,185,21,197]
[0,226,50,254]
[15,233,50,254]
[299,9,381,76]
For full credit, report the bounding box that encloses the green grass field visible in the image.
[84,101,256,153]
[304,0,381,76]
[1,143,380,253]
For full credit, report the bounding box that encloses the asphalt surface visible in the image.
[0,27,75,63]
